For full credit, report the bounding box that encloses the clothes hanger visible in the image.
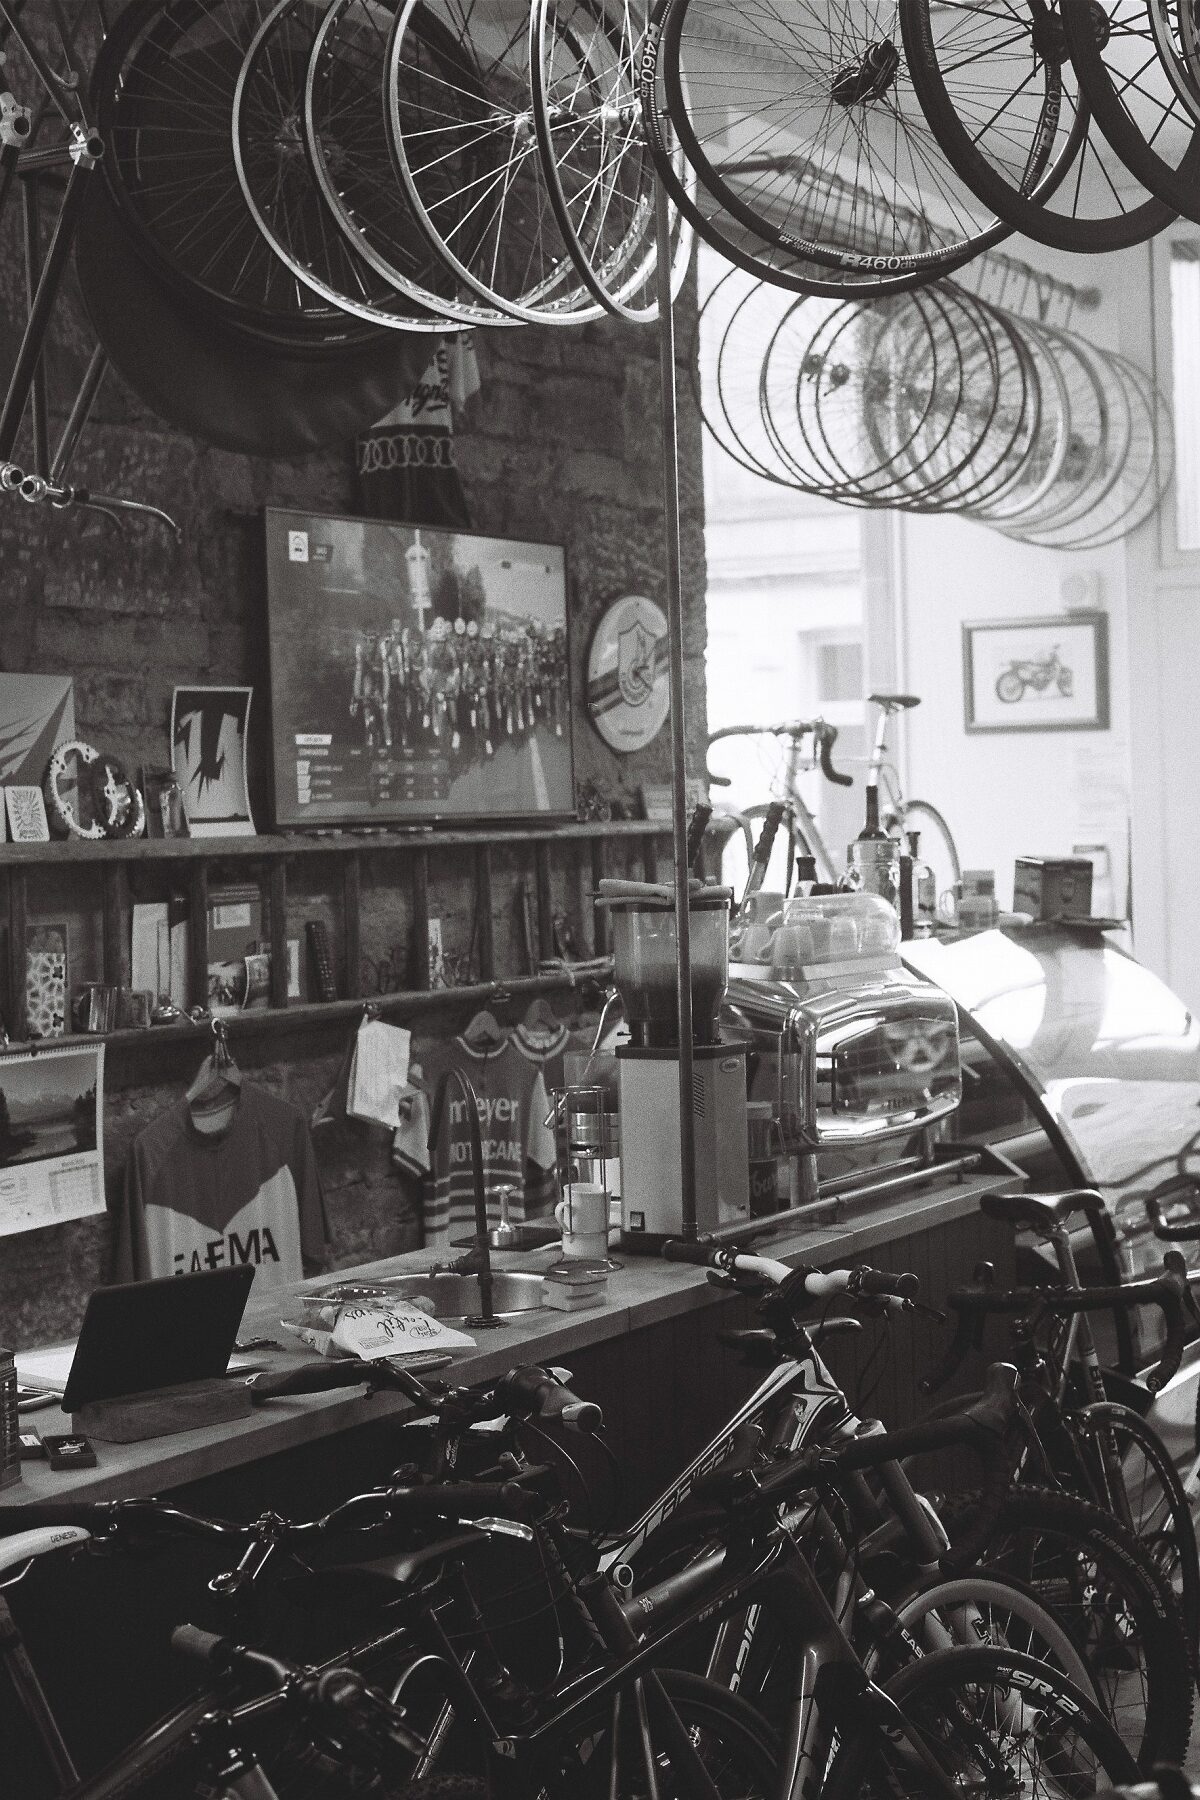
[522,996,559,1032]
[187,1019,242,1129]
[462,1008,507,1052]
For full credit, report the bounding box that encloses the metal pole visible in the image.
[653,175,697,1237]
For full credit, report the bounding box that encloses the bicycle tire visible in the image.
[937,1484,1193,1769]
[880,1572,1098,1698]
[1061,0,1200,224]
[1075,1400,1200,1666]
[528,1667,779,1798]
[821,1644,1137,1799]
[899,0,1176,251]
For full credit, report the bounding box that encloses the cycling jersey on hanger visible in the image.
[115,1085,328,1291]
[395,1036,556,1250]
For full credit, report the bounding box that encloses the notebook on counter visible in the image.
[17,1267,256,1411]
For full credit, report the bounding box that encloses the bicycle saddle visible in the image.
[980,1188,1108,1234]
[868,692,921,712]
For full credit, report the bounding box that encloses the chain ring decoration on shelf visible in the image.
[91,0,382,347]
[385,0,607,322]
[529,0,690,320]
[232,0,456,334]
[44,741,145,840]
[1061,0,1200,224]
[898,0,1175,252]
[652,0,1024,279]
[586,595,670,752]
[304,0,509,327]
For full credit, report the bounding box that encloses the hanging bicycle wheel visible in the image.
[702,268,804,483]
[900,0,1176,251]
[639,2,983,298]
[233,0,454,334]
[656,0,1019,277]
[91,0,375,346]
[385,0,603,323]
[304,0,511,327]
[1146,0,1200,123]
[970,312,1073,523]
[1062,0,1200,223]
[530,0,690,320]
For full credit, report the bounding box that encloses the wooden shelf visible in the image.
[9,966,607,1062]
[0,817,656,1044]
[0,819,666,868]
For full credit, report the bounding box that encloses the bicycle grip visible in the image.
[751,802,785,868]
[818,726,853,788]
[662,1238,719,1267]
[171,1624,231,1669]
[497,1366,603,1433]
[855,1269,919,1299]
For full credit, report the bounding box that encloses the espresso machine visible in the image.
[598,885,749,1245]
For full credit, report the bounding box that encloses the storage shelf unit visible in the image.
[1,820,667,1050]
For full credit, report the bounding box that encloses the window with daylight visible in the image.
[1169,242,1200,551]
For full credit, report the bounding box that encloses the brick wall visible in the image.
[0,197,707,1348]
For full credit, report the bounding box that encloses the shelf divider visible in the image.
[269,861,289,1009]
[342,853,362,1001]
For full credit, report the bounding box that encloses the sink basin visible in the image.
[303,1271,546,1322]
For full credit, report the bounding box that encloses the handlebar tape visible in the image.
[686,803,713,869]
[497,1366,603,1433]
[1147,1196,1200,1241]
[751,803,785,869]
[817,726,853,788]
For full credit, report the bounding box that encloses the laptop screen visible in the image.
[61,1266,255,1411]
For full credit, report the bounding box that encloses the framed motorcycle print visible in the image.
[962,613,1110,735]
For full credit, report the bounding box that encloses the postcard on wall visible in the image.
[170,686,256,837]
[0,1042,105,1239]
[5,784,50,841]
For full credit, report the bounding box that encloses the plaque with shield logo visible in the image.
[585,596,670,753]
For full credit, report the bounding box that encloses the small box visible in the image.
[1013,858,1093,922]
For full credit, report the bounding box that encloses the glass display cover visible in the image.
[264,508,574,826]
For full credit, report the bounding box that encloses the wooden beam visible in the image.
[342,853,361,1001]
[188,863,208,1012]
[5,869,27,1040]
[475,844,494,982]
[101,862,129,988]
[534,841,554,963]
[269,861,289,1008]
[410,849,429,989]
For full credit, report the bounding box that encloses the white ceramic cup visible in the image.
[556,1183,609,1259]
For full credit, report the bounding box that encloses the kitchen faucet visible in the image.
[427,1065,501,1327]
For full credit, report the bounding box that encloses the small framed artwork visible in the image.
[4,786,50,842]
[962,613,1110,734]
[170,687,255,837]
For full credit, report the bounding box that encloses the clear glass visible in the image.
[610,900,730,1044]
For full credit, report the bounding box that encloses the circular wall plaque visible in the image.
[585,595,670,754]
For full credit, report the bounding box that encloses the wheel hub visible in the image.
[832,40,901,106]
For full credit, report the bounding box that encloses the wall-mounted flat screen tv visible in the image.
[264,509,574,827]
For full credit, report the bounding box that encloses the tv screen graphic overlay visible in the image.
[264,510,574,826]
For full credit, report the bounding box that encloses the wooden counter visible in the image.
[3,1166,1014,1507]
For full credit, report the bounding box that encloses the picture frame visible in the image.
[170,687,255,837]
[4,785,50,842]
[962,613,1110,735]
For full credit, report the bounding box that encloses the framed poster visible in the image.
[586,595,670,753]
[171,686,255,836]
[0,1042,105,1238]
[962,613,1110,734]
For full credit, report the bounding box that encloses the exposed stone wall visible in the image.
[0,193,706,1348]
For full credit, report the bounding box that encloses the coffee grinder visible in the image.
[598,885,749,1245]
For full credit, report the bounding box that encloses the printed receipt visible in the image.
[332,1301,476,1360]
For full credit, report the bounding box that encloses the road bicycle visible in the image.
[252,1260,1190,1766]
[922,1185,1200,1669]
[706,693,960,908]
